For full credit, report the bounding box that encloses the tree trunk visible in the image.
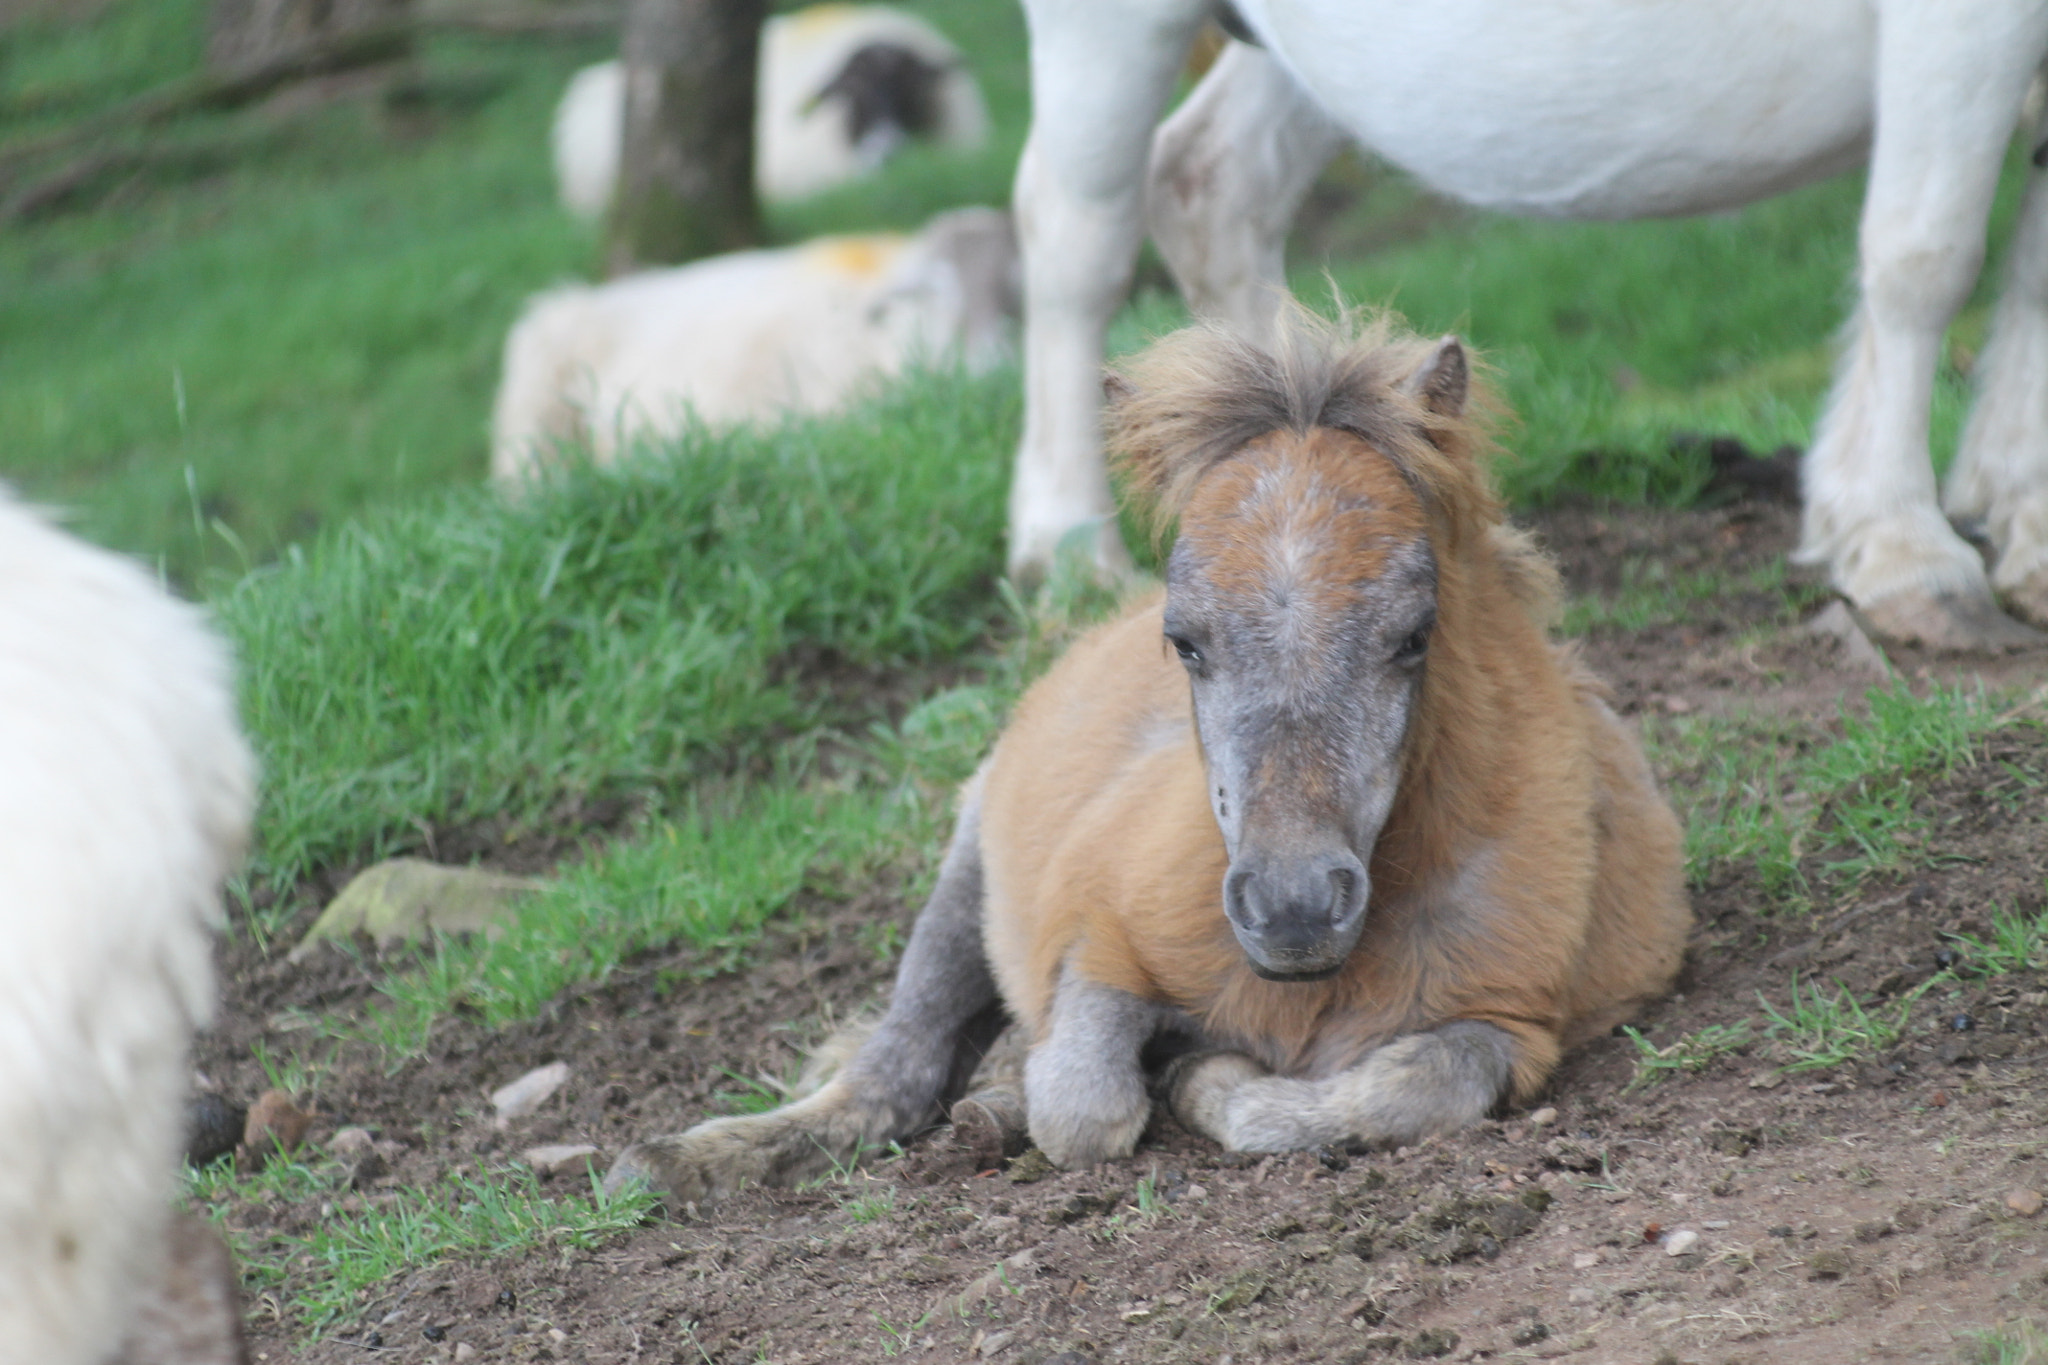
[206,0,413,75]
[604,0,764,277]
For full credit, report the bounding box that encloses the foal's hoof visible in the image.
[603,1136,718,1213]
[1854,588,2048,654]
[951,1087,1029,1171]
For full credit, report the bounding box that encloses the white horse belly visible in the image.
[1237,0,1876,218]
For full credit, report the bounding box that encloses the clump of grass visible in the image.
[842,1181,899,1224]
[1559,558,1810,636]
[1759,976,1915,1073]
[1621,1021,1754,1090]
[1657,679,2006,905]
[1946,902,2048,977]
[190,1159,655,1337]
[1973,1320,2048,1365]
[219,369,1014,918]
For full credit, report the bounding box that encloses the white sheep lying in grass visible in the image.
[553,3,989,216]
[0,490,256,1364]
[491,205,1018,483]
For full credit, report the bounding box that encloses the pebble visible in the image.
[547,1328,569,1345]
[454,1344,476,1362]
[977,1329,1015,1356]
[1663,1229,1700,1256]
[1805,1247,1853,1280]
[328,1126,377,1157]
[2007,1188,2044,1217]
[521,1143,600,1177]
[1571,1250,1600,1269]
[490,1062,571,1124]
[1527,1107,1559,1128]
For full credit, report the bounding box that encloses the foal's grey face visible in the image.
[1165,430,1437,982]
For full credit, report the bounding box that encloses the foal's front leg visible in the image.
[604,780,1006,1206]
[1165,1021,1519,1153]
[1023,968,1176,1167]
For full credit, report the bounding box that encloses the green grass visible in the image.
[1621,1022,1754,1090]
[1656,680,2009,904]
[218,368,1013,915]
[190,1156,656,1337]
[1760,975,1916,1073]
[1558,557,1815,636]
[1946,902,2048,977]
[1972,1320,2048,1365]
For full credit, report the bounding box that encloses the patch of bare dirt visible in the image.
[201,502,2048,1365]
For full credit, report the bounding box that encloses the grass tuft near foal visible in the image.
[606,311,1689,1204]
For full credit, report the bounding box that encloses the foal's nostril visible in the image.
[1225,866,1258,926]
[1328,865,1357,922]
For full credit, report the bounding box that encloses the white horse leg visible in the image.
[1166,1022,1516,1152]
[1021,969,1171,1168]
[1009,0,1210,579]
[1146,40,1345,341]
[1946,84,2048,627]
[1797,3,2048,650]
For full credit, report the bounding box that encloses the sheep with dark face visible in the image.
[552,3,988,217]
[0,489,256,1364]
[491,207,1019,483]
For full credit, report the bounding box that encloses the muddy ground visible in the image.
[202,497,2048,1365]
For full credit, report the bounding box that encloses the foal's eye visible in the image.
[1394,624,1432,664]
[1168,634,1201,666]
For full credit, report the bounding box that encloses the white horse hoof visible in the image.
[1854,589,2048,654]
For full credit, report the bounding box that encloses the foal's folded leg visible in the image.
[1024,969,1173,1168]
[605,781,1006,1206]
[1165,1020,1524,1153]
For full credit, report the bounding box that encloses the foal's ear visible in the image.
[1102,370,1135,407]
[1400,336,1468,420]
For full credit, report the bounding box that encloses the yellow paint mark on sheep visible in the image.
[788,3,859,35]
[809,235,905,279]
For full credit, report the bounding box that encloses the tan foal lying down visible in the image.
[606,311,1691,1205]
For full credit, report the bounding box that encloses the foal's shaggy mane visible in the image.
[1107,307,1506,558]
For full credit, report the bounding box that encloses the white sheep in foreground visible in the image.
[0,490,256,1364]
[553,3,988,216]
[490,205,1018,484]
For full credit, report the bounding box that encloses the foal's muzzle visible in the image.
[1223,850,1369,982]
